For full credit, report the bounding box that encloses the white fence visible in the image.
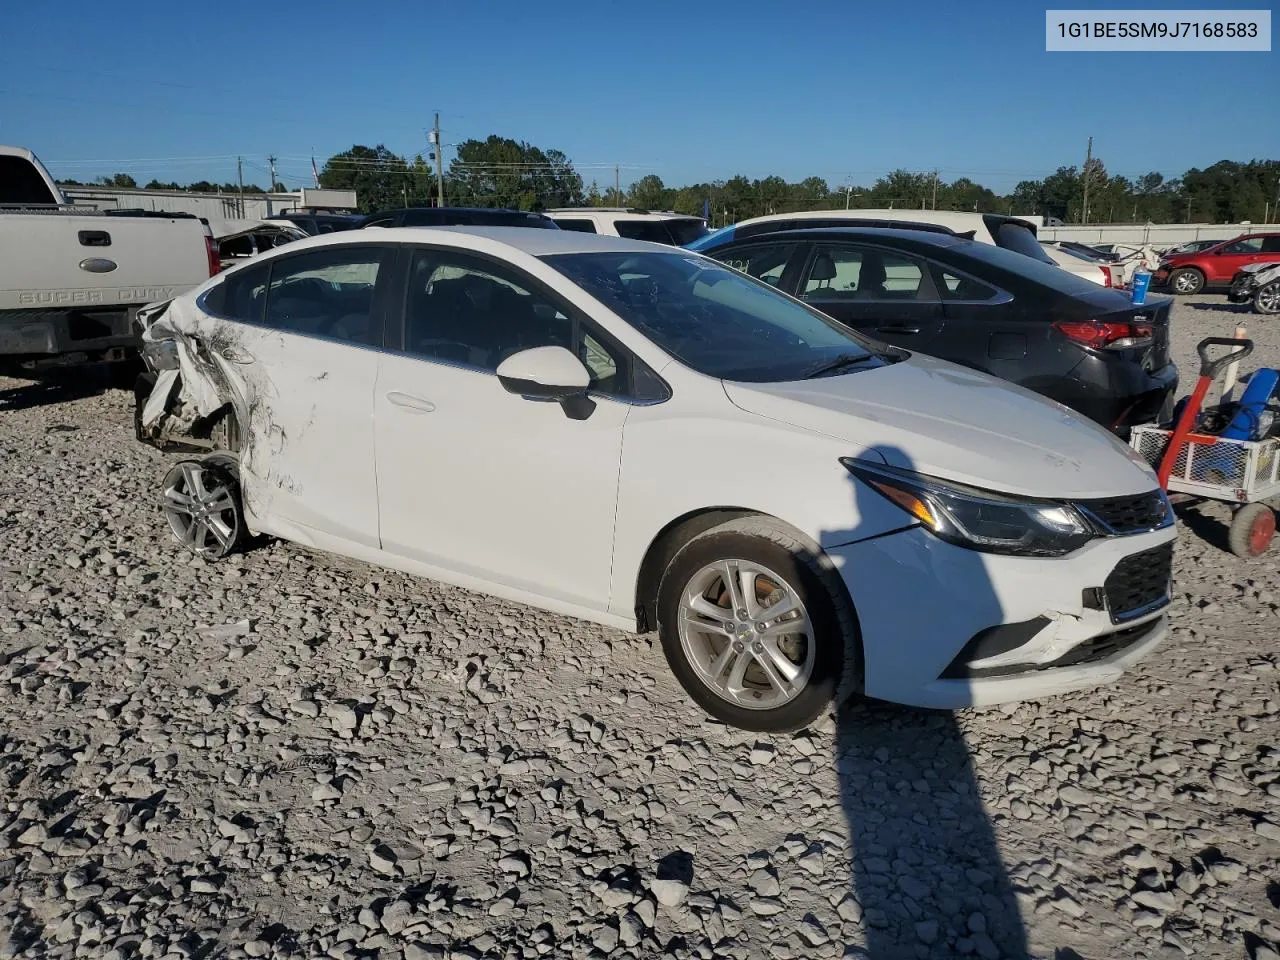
[1039,222,1280,246]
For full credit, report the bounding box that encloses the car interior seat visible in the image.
[809,253,837,290]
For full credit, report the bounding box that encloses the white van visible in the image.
[545,208,709,246]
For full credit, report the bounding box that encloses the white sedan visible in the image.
[1040,241,1122,287]
[134,227,1176,732]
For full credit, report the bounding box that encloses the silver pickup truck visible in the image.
[0,145,219,374]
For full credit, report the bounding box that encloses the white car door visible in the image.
[201,243,394,548]
[373,246,663,612]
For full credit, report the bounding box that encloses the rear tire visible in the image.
[1228,503,1275,558]
[1169,268,1205,295]
[1254,280,1280,315]
[656,516,859,732]
[160,456,246,560]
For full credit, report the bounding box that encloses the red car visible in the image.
[1155,232,1280,294]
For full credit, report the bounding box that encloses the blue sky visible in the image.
[3,0,1276,193]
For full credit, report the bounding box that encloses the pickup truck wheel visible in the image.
[1255,280,1280,315]
[1169,268,1205,295]
[160,458,245,560]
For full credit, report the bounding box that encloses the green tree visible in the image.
[319,144,434,213]
[627,174,671,210]
[446,135,582,210]
[98,173,137,188]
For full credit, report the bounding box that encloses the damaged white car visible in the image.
[134,227,1175,732]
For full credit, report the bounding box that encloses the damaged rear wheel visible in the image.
[160,457,245,560]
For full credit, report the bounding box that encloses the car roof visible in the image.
[546,208,700,220]
[733,209,1006,229]
[244,225,668,258]
[715,225,971,249]
[366,206,553,218]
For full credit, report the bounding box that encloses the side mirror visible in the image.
[496,346,596,420]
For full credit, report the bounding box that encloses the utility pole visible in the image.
[844,185,853,209]
[266,155,277,216]
[931,170,938,210]
[1186,196,1193,222]
[433,112,444,208]
[615,165,621,207]
[236,156,245,218]
[1080,136,1093,225]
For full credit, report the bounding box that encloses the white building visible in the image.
[62,185,358,221]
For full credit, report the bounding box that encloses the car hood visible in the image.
[722,355,1159,499]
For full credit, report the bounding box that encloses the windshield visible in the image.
[615,219,710,246]
[542,251,884,382]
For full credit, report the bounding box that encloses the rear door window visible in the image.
[802,245,933,301]
[261,246,393,347]
[1263,236,1280,253]
[555,219,598,233]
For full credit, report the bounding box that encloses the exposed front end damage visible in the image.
[133,299,243,454]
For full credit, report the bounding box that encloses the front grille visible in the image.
[1076,490,1172,535]
[1103,543,1173,622]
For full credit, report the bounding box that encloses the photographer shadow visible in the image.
[826,445,1031,959]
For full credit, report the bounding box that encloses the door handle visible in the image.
[218,346,254,364]
[77,230,111,247]
[876,325,921,335]
[386,391,436,413]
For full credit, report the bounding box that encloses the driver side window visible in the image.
[1221,237,1264,254]
[714,243,797,287]
[401,249,666,402]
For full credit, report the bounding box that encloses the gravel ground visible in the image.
[1,294,1278,960]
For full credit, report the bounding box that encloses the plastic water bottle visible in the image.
[1131,264,1152,305]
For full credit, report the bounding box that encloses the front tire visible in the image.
[656,517,858,732]
[1254,280,1280,315]
[1169,267,1205,295]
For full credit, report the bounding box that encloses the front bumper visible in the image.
[827,524,1175,709]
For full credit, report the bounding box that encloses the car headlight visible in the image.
[842,459,1094,557]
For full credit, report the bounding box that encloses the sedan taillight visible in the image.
[1054,320,1153,350]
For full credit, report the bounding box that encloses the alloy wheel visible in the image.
[676,559,815,710]
[160,459,243,559]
